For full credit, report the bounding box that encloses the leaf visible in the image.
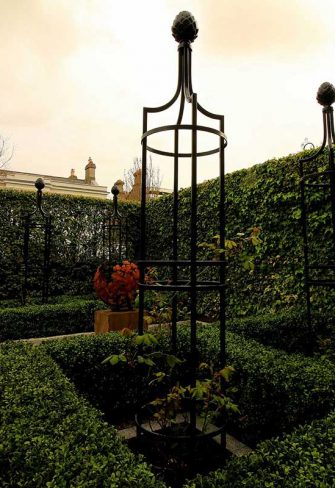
[135,333,158,347]
[293,208,302,220]
[166,354,183,369]
[219,366,235,381]
[143,357,155,367]
[225,239,237,249]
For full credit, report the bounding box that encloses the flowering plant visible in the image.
[93,260,140,311]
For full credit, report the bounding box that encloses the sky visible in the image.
[1,0,335,192]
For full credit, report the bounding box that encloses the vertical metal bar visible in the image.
[124,219,128,260]
[23,214,30,305]
[190,92,197,433]
[108,213,112,265]
[138,109,148,336]
[299,160,313,354]
[171,129,179,353]
[219,117,226,449]
[119,223,122,262]
[326,109,335,252]
[102,217,106,261]
[43,217,51,303]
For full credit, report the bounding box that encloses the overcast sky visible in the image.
[2,0,335,191]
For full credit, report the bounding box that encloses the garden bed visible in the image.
[2,329,335,487]
[42,323,335,445]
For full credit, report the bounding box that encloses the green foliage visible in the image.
[227,307,333,353]
[3,338,334,487]
[0,298,103,340]
[0,189,140,301]
[104,331,237,434]
[0,342,164,487]
[146,148,333,317]
[43,323,335,445]
[184,410,335,487]
[1,147,333,317]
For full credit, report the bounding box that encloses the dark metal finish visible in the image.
[22,178,52,304]
[103,184,128,264]
[299,82,335,352]
[138,12,227,449]
[172,11,198,44]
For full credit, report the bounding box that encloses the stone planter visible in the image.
[94,309,140,334]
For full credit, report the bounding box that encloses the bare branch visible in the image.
[123,155,162,198]
[0,135,14,169]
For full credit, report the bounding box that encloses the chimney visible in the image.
[132,169,141,200]
[85,157,96,184]
[68,168,77,179]
[114,179,125,201]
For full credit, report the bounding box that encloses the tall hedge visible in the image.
[145,148,334,316]
[0,189,140,300]
[2,147,334,317]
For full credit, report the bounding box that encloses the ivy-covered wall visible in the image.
[1,147,333,317]
[145,148,334,317]
[0,190,140,301]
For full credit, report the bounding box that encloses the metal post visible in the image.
[136,9,227,455]
[299,82,335,353]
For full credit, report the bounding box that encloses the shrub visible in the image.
[184,409,335,487]
[227,308,332,353]
[43,323,335,444]
[0,298,104,340]
[0,342,164,487]
[0,189,140,300]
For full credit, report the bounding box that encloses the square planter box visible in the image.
[94,309,140,334]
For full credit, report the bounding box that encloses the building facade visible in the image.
[0,158,108,199]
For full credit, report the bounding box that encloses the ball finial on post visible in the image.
[35,178,45,191]
[316,82,335,107]
[172,11,198,43]
[111,184,120,197]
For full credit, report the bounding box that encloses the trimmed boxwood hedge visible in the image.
[43,324,335,444]
[0,298,103,341]
[2,340,334,487]
[227,308,333,353]
[185,409,335,487]
[0,342,164,487]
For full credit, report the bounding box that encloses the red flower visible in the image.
[93,261,140,311]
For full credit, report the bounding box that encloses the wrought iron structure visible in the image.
[299,82,335,350]
[137,11,227,448]
[22,178,52,304]
[102,184,128,264]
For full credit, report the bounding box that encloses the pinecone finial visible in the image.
[172,11,198,43]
